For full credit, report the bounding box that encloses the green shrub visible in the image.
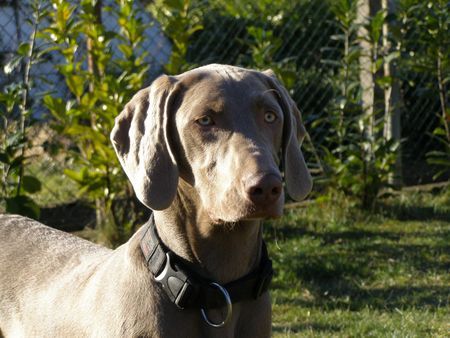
[0,0,49,219]
[41,0,150,244]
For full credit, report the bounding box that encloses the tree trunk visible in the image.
[382,0,402,186]
[357,0,375,159]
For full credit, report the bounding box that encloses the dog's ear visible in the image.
[110,75,179,210]
[262,69,313,201]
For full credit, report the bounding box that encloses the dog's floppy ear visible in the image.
[262,69,313,201]
[110,75,179,210]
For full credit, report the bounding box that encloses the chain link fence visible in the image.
[1,0,448,198]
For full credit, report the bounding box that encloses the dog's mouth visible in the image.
[243,204,284,220]
[208,199,284,225]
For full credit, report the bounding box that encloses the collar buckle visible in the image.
[154,252,198,309]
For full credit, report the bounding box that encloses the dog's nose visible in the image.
[245,173,282,205]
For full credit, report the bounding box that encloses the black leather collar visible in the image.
[140,214,273,310]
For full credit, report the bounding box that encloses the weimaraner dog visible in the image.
[0,64,312,337]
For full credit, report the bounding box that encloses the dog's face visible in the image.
[173,68,285,222]
[111,64,312,223]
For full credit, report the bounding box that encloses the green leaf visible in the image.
[187,24,203,36]
[43,95,67,121]
[370,10,386,42]
[17,42,31,56]
[64,168,84,183]
[164,0,185,11]
[5,195,40,219]
[80,92,97,109]
[376,76,392,88]
[22,175,42,194]
[65,124,91,137]
[4,56,23,74]
[374,58,384,72]
[432,127,446,136]
[118,44,133,58]
[65,74,85,98]
[347,49,361,64]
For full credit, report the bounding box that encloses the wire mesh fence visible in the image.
[0,0,449,204]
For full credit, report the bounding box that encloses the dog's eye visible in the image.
[196,116,214,127]
[264,112,277,124]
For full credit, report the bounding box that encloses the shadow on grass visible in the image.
[375,202,450,222]
[274,284,450,311]
[356,242,450,271]
[267,223,449,271]
[267,217,450,316]
[266,224,404,242]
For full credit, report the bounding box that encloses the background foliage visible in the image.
[0,0,449,237]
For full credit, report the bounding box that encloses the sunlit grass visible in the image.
[268,189,450,337]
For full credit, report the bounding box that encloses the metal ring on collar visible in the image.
[200,282,232,328]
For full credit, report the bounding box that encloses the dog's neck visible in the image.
[152,181,263,283]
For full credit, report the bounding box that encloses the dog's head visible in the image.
[111,64,312,222]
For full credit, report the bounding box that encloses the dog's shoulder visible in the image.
[0,214,110,286]
[0,214,107,255]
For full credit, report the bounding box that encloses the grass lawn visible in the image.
[267,190,450,337]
